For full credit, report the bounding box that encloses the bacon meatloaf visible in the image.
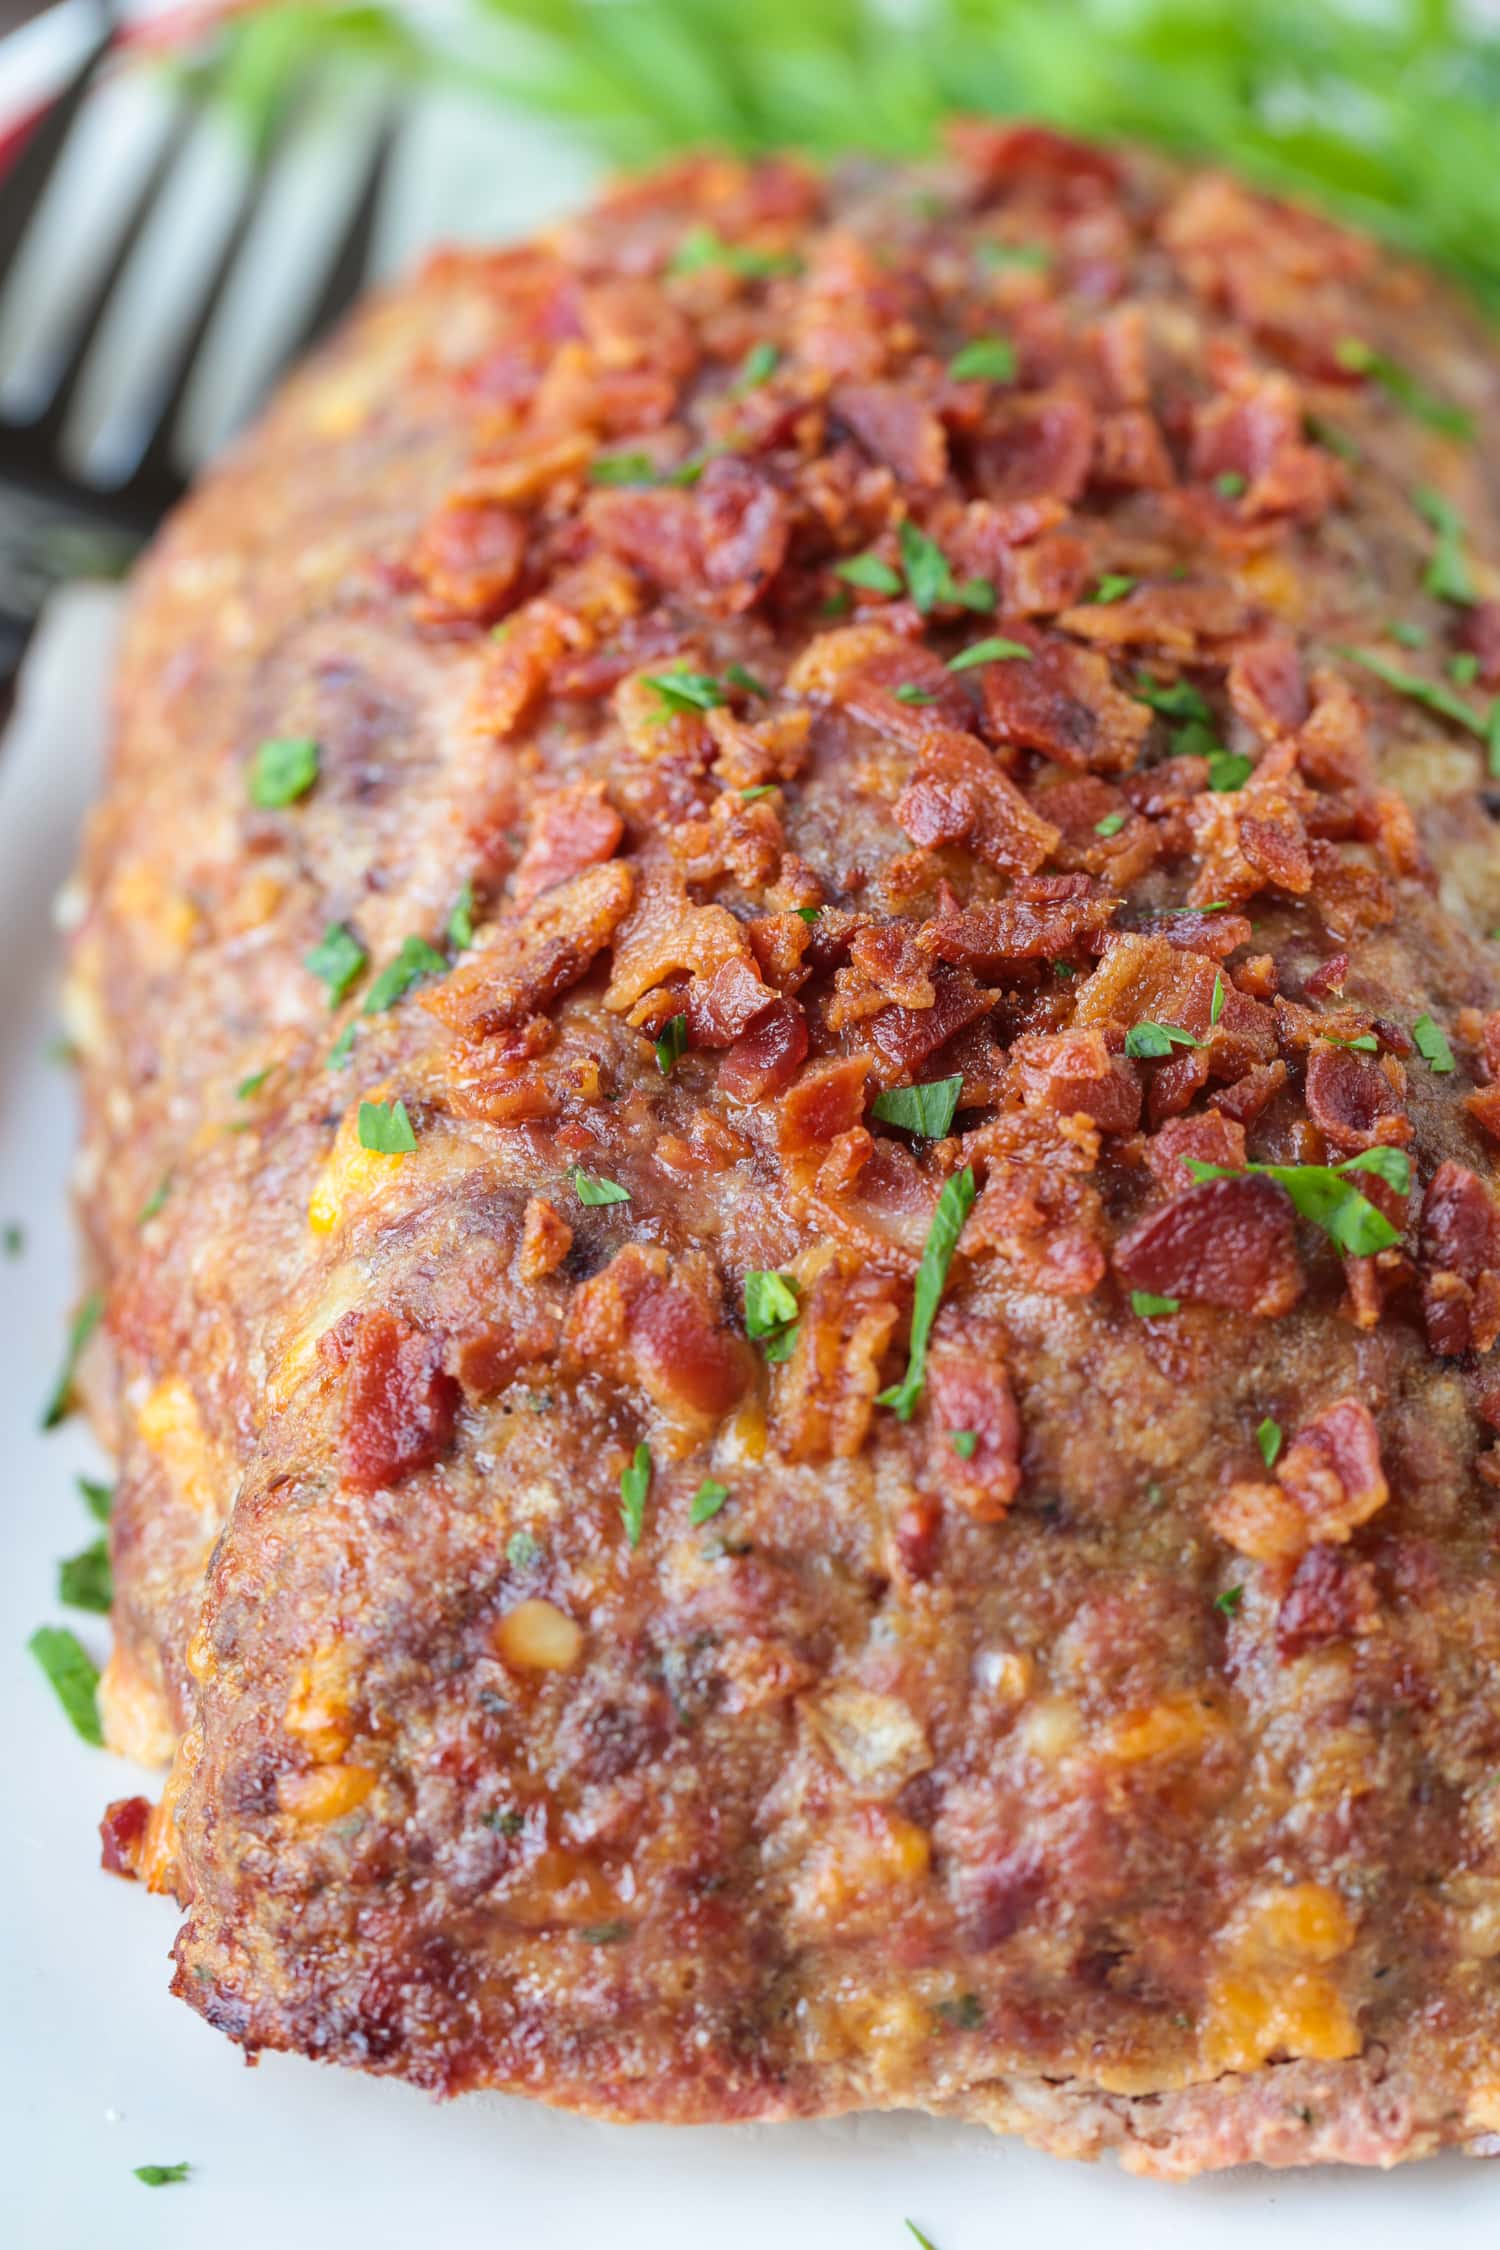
[67,124,1500,2175]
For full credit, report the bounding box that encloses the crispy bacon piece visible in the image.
[1213,1398,1388,1562]
[565,1244,750,1425]
[409,499,527,622]
[100,1795,153,1880]
[1011,1027,1142,1135]
[925,1340,1022,1521]
[1304,1046,1410,1154]
[718,999,809,1102]
[427,860,635,1040]
[832,379,948,487]
[1228,634,1309,741]
[1145,1110,1247,1196]
[1190,370,1341,521]
[1419,1160,1500,1356]
[894,728,1061,874]
[772,1263,901,1462]
[1059,579,1246,658]
[967,1115,1108,1296]
[1275,1545,1380,1660]
[976,394,1096,507]
[511,781,624,908]
[340,1311,460,1495]
[519,1196,573,1284]
[979,631,1149,773]
[1113,1175,1303,1317]
[589,454,788,612]
[866,964,997,1082]
[603,875,776,1047]
[920,888,1115,974]
[1459,599,1500,689]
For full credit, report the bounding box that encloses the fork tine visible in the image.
[278,112,395,369]
[0,22,115,292]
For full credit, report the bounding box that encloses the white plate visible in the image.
[3,597,1498,2248]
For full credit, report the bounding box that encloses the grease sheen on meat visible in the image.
[69,125,1500,2175]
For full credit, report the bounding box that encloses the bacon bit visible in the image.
[603,873,775,1046]
[519,1195,573,1283]
[1033,774,1160,888]
[566,1244,750,1425]
[1228,633,1309,739]
[894,728,1062,874]
[1458,598,1500,689]
[704,703,812,792]
[967,1116,1107,1296]
[1212,1397,1388,1559]
[471,558,640,740]
[1305,839,1394,943]
[100,1794,153,1880]
[976,393,1096,507]
[926,1340,1022,1521]
[1466,1082,1500,1147]
[512,781,624,909]
[1305,1046,1410,1154]
[892,1495,943,1581]
[1275,1545,1381,1660]
[848,922,937,1011]
[920,887,1115,975]
[428,859,635,1040]
[588,454,789,612]
[1146,1111,1247,1196]
[1212,1059,1288,1127]
[979,630,1150,773]
[949,118,1123,204]
[866,964,997,1082]
[1114,1175,1304,1317]
[1001,529,1094,616]
[670,790,784,891]
[1191,369,1341,521]
[779,1056,872,1168]
[1302,952,1349,1001]
[1059,579,1247,658]
[451,1314,556,1401]
[1419,1160,1500,1355]
[1146,909,1256,960]
[1238,813,1314,896]
[1011,1027,1142,1135]
[833,379,948,486]
[409,499,527,622]
[718,999,809,1102]
[1092,407,1174,491]
[773,1263,901,1462]
[340,1310,460,1495]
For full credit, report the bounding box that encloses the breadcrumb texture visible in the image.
[70,125,1500,2175]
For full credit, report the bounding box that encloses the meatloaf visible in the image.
[65,124,1500,2175]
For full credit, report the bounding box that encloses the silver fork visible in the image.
[0,16,393,721]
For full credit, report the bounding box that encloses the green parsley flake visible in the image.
[134,2164,190,2188]
[326,1023,357,1072]
[879,1166,976,1421]
[835,551,902,595]
[571,1167,630,1206]
[3,1220,22,1257]
[1215,1586,1244,1615]
[1130,1291,1181,1317]
[28,1625,102,1745]
[948,337,1017,383]
[138,1175,171,1225]
[1094,811,1127,838]
[1324,1030,1378,1051]
[1210,973,1225,1027]
[950,1430,978,1461]
[305,923,367,1005]
[446,880,476,951]
[619,1443,652,1547]
[1214,471,1248,499]
[1185,1146,1409,1257]
[1388,620,1429,649]
[671,225,799,279]
[505,1530,540,1569]
[744,1270,800,1359]
[1134,674,1212,723]
[690,1478,730,1526]
[1124,1021,1203,1058]
[645,667,730,716]
[1334,337,1472,440]
[726,662,769,697]
[1337,647,1500,774]
[979,241,1049,272]
[1412,1012,1456,1073]
[894,683,939,705]
[870,1074,963,1139]
[1414,486,1477,605]
[1306,414,1360,464]
[898,519,993,615]
[1257,1416,1284,1470]
[79,1477,113,1523]
[947,636,1032,672]
[1206,746,1254,792]
[739,783,776,802]
[732,342,779,394]
[579,1920,633,1944]
[1451,652,1481,686]
[1088,573,1136,605]
[236,1066,271,1100]
[935,1991,984,2028]
[794,904,821,925]
[41,1291,104,1431]
[248,734,319,809]
[59,1537,111,1615]
[588,450,659,487]
[905,2224,941,2250]
[655,1014,688,1075]
[362,934,447,1016]
[356,1098,417,1155]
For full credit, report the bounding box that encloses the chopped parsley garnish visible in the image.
[78,1476,112,1523]
[794,904,821,925]
[28,1625,102,1745]
[1215,1585,1244,1615]
[948,336,1017,383]
[744,1270,800,1361]
[305,923,367,1005]
[979,240,1049,271]
[362,934,447,1016]
[1124,1021,1203,1058]
[1334,337,1473,440]
[739,783,776,801]
[1130,1291,1181,1317]
[1336,647,1500,772]
[138,1175,171,1225]
[1451,652,1481,686]
[732,341,779,393]
[1414,485,1476,605]
[59,1537,111,1614]
[947,636,1032,671]
[1087,572,1136,604]
[726,662,768,697]
[1134,674,1211,723]
[646,667,731,715]
[894,684,939,705]
[1388,620,1429,649]
[1214,470,1247,498]
[878,1166,976,1420]
[871,1074,963,1138]
[326,1023,357,1072]
[619,1442,652,1547]
[1094,811,1126,838]
[1324,1030,1378,1051]
[1185,1146,1410,1256]
[655,1013,688,1074]
[1257,1416,1284,1470]
[671,225,799,279]
[835,551,903,595]
[571,1167,630,1206]
[905,2225,941,2250]
[505,1530,540,1569]
[935,1991,984,2027]
[579,1920,634,1944]
[248,734,319,809]
[1210,972,1225,1026]
[950,1430,978,1461]
[446,880,476,951]
[690,1478,729,1525]
[1412,1012,1456,1073]
[1306,413,1360,464]
[41,1291,103,1431]
[236,1066,271,1100]
[588,449,659,486]
[3,1221,21,1257]
[1206,745,1254,792]
[357,1098,417,1155]
[898,519,993,615]
[134,2164,190,2188]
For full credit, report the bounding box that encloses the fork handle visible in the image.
[0,483,138,730]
